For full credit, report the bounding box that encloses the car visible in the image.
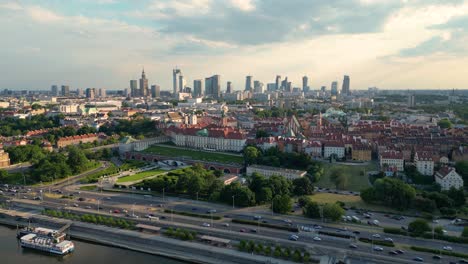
[396,249,405,254]
[122,209,128,213]
[289,236,298,241]
[388,251,398,255]
[113,210,120,213]
[253,215,262,220]
[372,234,381,238]
[401,226,407,231]
[384,237,393,242]
[313,225,322,229]
[460,259,468,264]
[413,257,423,262]
[105,197,111,200]
[239,229,246,232]
[262,220,268,223]
[432,255,442,260]
[313,236,321,241]
[73,203,79,207]
[206,209,217,214]
[283,219,292,223]
[222,223,229,227]
[160,216,167,219]
[78,197,85,201]
[349,244,358,249]
[250,229,257,233]
[22,196,27,199]
[443,246,453,251]
[373,246,383,252]
[85,206,92,209]
[33,196,42,200]
[202,223,210,227]
[192,208,197,211]
[352,231,360,235]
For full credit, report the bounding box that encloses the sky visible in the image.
[1,0,468,91]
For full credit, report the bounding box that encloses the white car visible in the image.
[443,246,452,251]
[202,223,211,227]
[223,223,229,227]
[384,237,393,242]
[372,234,381,239]
[373,246,384,251]
[313,236,322,241]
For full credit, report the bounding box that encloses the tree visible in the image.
[307,161,324,182]
[360,187,376,203]
[330,168,349,190]
[0,169,8,183]
[297,195,313,207]
[462,227,468,238]
[438,119,453,129]
[267,175,292,197]
[434,226,444,236]
[243,146,259,165]
[373,177,416,209]
[292,177,314,196]
[424,192,453,209]
[272,194,292,214]
[66,146,90,173]
[257,187,273,204]
[303,201,321,218]
[445,187,466,207]
[455,161,468,186]
[413,197,437,212]
[322,203,345,222]
[408,219,431,235]
[220,182,256,207]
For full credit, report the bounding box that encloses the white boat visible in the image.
[20,234,74,255]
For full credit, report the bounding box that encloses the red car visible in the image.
[113,210,120,214]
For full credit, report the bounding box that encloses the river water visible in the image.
[0,225,185,264]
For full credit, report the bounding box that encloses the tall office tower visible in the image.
[205,75,221,98]
[61,85,70,96]
[178,75,186,93]
[226,81,232,94]
[173,68,182,95]
[281,77,289,90]
[151,85,160,98]
[302,76,309,92]
[98,88,106,98]
[267,83,276,91]
[130,80,138,97]
[321,86,326,92]
[331,81,338,96]
[77,88,84,97]
[51,85,58,96]
[86,88,95,99]
[193,79,203,97]
[342,75,350,96]
[254,80,264,93]
[275,75,281,90]
[408,94,415,107]
[245,75,253,91]
[139,69,148,97]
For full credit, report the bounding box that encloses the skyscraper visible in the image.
[408,94,415,107]
[77,88,84,97]
[342,75,350,96]
[61,85,70,96]
[86,88,95,99]
[275,75,281,91]
[302,76,309,92]
[245,76,253,91]
[130,80,138,97]
[98,88,106,98]
[331,81,338,96]
[151,85,160,98]
[139,69,148,97]
[51,85,58,96]
[173,68,182,95]
[226,81,232,94]
[178,75,186,93]
[254,80,264,93]
[205,75,221,98]
[193,79,203,97]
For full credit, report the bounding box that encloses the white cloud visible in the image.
[0,2,23,10]
[145,0,212,19]
[230,0,256,12]
[26,6,63,23]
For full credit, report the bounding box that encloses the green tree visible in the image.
[267,175,292,197]
[255,130,269,138]
[66,146,90,173]
[455,161,468,187]
[434,226,444,236]
[360,187,376,203]
[322,203,345,222]
[292,177,314,196]
[272,194,292,214]
[297,195,313,207]
[330,168,349,190]
[373,177,416,209]
[438,118,453,129]
[445,187,466,207]
[0,169,8,183]
[243,146,259,165]
[408,219,431,236]
[307,161,324,182]
[303,201,321,218]
[462,227,468,238]
[257,187,273,204]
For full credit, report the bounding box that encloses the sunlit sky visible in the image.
[1,0,468,91]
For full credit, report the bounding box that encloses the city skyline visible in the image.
[1,0,468,90]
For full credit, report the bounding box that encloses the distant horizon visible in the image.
[1,1,468,90]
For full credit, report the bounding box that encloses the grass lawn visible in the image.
[79,185,97,191]
[310,192,403,214]
[116,169,166,183]
[142,145,244,164]
[315,162,377,192]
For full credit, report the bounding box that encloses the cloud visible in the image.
[230,0,256,12]
[26,6,63,23]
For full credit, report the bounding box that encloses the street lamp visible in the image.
[232,195,235,209]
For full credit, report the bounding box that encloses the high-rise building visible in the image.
[178,75,186,93]
[98,88,106,98]
[342,75,350,96]
[226,81,232,94]
[254,80,264,93]
[302,76,309,93]
[205,75,221,98]
[130,80,138,97]
[77,88,84,97]
[173,68,182,95]
[193,79,203,97]
[86,88,95,99]
[321,86,326,92]
[267,83,276,91]
[61,85,70,96]
[408,94,415,107]
[139,69,148,97]
[51,85,58,96]
[151,85,160,98]
[275,75,281,91]
[245,76,253,91]
[331,81,338,96]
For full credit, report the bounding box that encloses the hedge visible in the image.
[164,209,222,220]
[383,227,408,236]
[421,232,468,244]
[318,230,352,239]
[358,237,394,247]
[232,219,299,232]
[410,246,468,259]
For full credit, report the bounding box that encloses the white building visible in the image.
[323,142,345,159]
[379,151,404,172]
[247,165,306,180]
[414,151,434,176]
[435,167,464,191]
[304,141,322,158]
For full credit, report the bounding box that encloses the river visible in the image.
[0,225,185,264]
